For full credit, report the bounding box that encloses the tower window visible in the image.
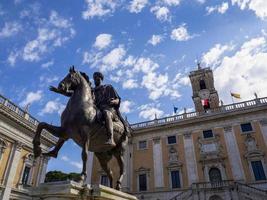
[251,161,266,181]
[199,80,207,90]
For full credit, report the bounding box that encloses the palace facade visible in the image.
[88,66,267,200]
[0,95,57,200]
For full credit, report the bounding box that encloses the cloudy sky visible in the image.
[1,0,267,172]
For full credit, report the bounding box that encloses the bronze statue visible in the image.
[32,66,129,190]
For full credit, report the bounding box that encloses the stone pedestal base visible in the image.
[30,181,138,200]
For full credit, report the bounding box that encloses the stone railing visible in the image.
[0,94,39,126]
[131,97,267,130]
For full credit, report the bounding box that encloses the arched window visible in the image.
[199,80,206,90]
[209,167,222,183]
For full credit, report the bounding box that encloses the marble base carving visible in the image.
[30,181,138,200]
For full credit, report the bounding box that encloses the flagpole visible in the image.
[230,91,234,104]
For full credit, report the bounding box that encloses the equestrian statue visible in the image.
[32,66,130,190]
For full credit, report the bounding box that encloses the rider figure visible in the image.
[93,72,129,147]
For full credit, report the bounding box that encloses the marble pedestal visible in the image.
[30,181,138,200]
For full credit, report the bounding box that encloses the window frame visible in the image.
[138,173,148,192]
[138,140,147,150]
[167,135,177,145]
[250,160,267,181]
[170,170,181,189]
[202,130,214,139]
[100,174,110,187]
[240,122,254,134]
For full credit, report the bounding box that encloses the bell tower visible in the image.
[189,63,219,112]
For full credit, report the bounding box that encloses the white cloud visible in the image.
[138,104,164,120]
[171,24,193,41]
[49,10,72,28]
[162,0,180,6]
[196,0,206,4]
[120,100,134,114]
[0,22,22,38]
[39,75,59,86]
[22,11,74,62]
[133,57,159,73]
[206,2,229,14]
[39,98,65,116]
[20,90,42,107]
[148,34,163,46]
[122,79,139,89]
[7,51,20,66]
[202,43,234,67]
[128,0,148,13]
[150,6,170,22]
[232,0,267,20]
[94,33,112,49]
[41,60,54,68]
[214,36,267,104]
[101,46,126,71]
[82,0,118,20]
[141,72,168,100]
[82,51,91,65]
[61,155,82,170]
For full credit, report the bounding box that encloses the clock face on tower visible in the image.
[198,89,210,100]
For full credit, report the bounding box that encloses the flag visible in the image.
[173,106,178,113]
[231,92,241,99]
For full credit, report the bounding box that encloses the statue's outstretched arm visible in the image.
[49,86,72,97]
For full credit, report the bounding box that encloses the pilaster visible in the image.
[183,132,198,185]
[1,141,23,200]
[152,137,164,188]
[223,126,245,181]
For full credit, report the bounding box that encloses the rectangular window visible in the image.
[241,123,253,132]
[139,174,147,191]
[101,175,109,186]
[203,130,213,139]
[167,136,176,144]
[251,161,266,181]
[22,166,31,185]
[138,140,147,150]
[171,170,181,188]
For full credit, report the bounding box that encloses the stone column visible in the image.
[85,151,94,184]
[223,126,245,181]
[38,156,49,184]
[122,140,132,192]
[183,132,198,185]
[1,141,23,200]
[152,137,164,188]
[259,119,267,146]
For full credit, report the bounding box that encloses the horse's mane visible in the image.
[80,71,92,87]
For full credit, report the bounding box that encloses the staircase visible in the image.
[168,181,267,200]
[235,182,267,200]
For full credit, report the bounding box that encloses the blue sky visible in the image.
[1,0,267,173]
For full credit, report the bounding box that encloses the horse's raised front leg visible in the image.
[114,150,125,191]
[95,152,113,188]
[81,139,89,183]
[42,138,65,158]
[32,122,66,158]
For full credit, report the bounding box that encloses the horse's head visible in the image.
[58,66,91,92]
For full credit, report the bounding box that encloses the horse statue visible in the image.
[32,66,128,190]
